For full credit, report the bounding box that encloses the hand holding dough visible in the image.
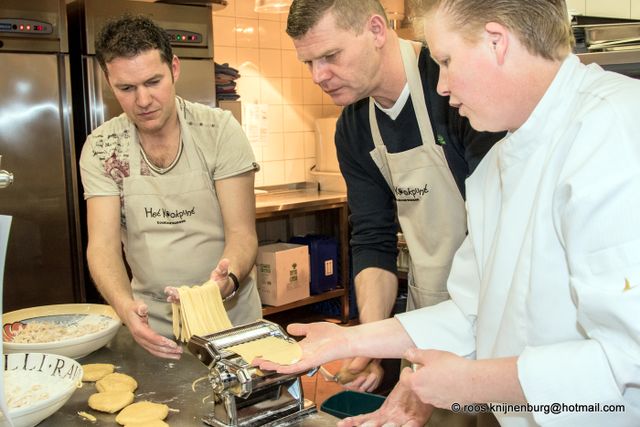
[82,363,115,382]
[115,401,169,425]
[96,372,138,392]
[88,391,135,413]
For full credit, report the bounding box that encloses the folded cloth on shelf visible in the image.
[214,63,241,102]
[216,93,240,101]
[215,62,240,78]
[216,75,237,84]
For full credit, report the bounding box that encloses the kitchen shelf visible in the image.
[255,188,350,323]
[261,288,345,316]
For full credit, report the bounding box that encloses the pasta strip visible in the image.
[172,280,232,342]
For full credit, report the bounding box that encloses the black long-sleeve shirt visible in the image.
[336,46,506,277]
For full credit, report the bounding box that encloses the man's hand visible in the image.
[164,286,180,303]
[254,322,352,373]
[121,299,183,360]
[337,357,384,392]
[401,348,473,409]
[211,258,235,298]
[338,367,434,427]
[164,257,235,304]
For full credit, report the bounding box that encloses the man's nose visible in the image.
[436,69,449,97]
[136,87,152,107]
[310,61,330,85]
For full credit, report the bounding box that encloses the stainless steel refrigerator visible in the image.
[0,0,85,311]
[66,0,216,301]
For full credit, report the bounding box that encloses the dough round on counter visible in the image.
[88,391,135,413]
[96,372,138,392]
[228,336,302,365]
[82,363,115,382]
[115,401,169,425]
[125,420,170,427]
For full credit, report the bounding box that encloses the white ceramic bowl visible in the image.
[3,304,121,359]
[2,352,83,427]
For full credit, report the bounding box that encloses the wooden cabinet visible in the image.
[255,189,350,323]
[586,0,631,18]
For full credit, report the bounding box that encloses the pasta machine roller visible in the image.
[188,319,316,427]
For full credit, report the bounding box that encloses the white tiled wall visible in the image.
[213,1,343,187]
[585,0,632,18]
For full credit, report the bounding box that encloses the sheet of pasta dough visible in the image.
[227,336,302,366]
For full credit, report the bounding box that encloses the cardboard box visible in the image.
[257,243,310,306]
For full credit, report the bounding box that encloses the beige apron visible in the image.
[369,39,467,311]
[122,117,262,338]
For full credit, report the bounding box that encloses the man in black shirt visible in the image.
[286,1,504,425]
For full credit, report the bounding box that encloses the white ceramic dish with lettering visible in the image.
[2,352,83,427]
[2,304,121,359]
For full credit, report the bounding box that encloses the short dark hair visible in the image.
[95,14,173,75]
[286,0,388,39]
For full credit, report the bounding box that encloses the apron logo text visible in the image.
[395,184,430,202]
[144,206,196,224]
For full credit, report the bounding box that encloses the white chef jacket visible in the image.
[397,54,640,426]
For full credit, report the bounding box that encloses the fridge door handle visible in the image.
[0,155,14,188]
[86,57,105,130]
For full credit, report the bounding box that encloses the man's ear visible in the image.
[368,14,388,48]
[171,55,181,82]
[484,22,509,66]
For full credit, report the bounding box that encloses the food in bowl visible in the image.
[5,369,60,409]
[2,304,121,359]
[3,352,83,427]
[4,317,112,343]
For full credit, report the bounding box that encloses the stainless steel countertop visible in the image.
[40,328,339,426]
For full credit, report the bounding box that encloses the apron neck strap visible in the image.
[128,102,205,177]
[369,39,436,149]
[129,126,142,178]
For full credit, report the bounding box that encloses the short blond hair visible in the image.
[410,0,573,61]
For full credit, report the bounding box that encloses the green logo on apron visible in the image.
[436,135,446,146]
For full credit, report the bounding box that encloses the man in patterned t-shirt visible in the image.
[79,15,262,359]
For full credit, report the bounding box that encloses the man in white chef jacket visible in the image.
[257,0,640,425]
[79,15,262,359]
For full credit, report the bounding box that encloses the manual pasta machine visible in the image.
[188,319,316,427]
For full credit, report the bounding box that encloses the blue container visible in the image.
[321,391,385,419]
[289,234,339,294]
